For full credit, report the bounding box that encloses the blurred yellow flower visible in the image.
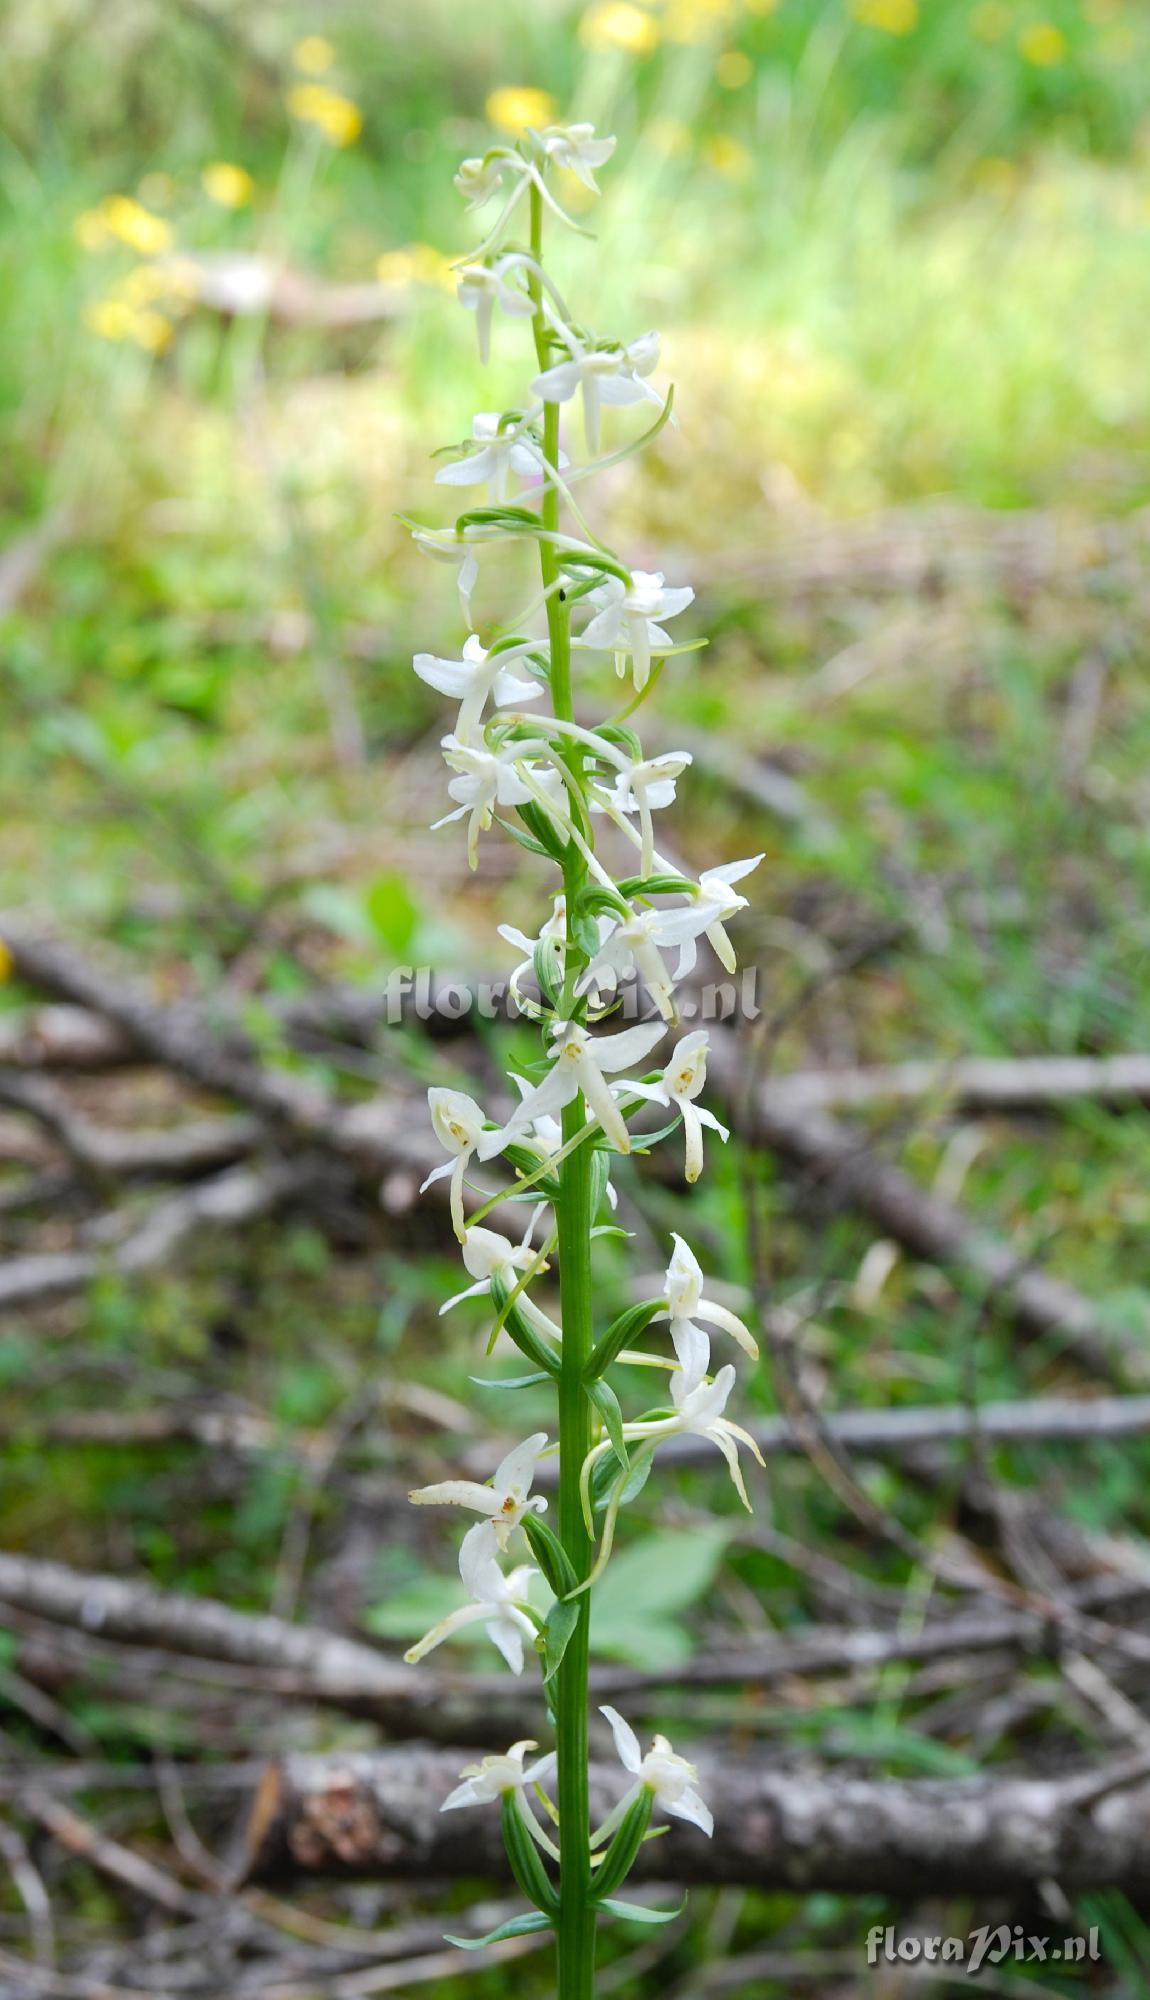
[288,83,362,146]
[377,243,455,289]
[201,162,254,209]
[120,264,172,304]
[851,0,918,32]
[0,941,11,983]
[293,35,335,74]
[1018,22,1067,65]
[716,49,753,86]
[970,1,1010,40]
[484,86,557,134]
[84,298,173,351]
[101,196,173,257]
[74,208,110,251]
[703,133,752,177]
[580,3,661,53]
[666,0,737,44]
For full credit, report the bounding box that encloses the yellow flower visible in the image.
[716,49,753,87]
[130,309,175,353]
[580,3,661,53]
[120,264,171,304]
[292,35,335,74]
[0,940,11,983]
[377,244,455,289]
[970,1,1010,39]
[1018,21,1067,65]
[201,162,254,209]
[851,0,918,33]
[703,132,752,177]
[73,208,110,251]
[665,0,737,43]
[101,196,173,257]
[288,83,362,146]
[84,298,172,350]
[484,86,557,134]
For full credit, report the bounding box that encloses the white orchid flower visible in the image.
[576,903,715,1021]
[677,855,764,975]
[595,1706,713,1841]
[442,1213,561,1347]
[433,735,560,870]
[580,570,694,691]
[456,255,536,363]
[435,412,564,505]
[419,1087,488,1240]
[454,152,528,213]
[540,123,617,191]
[409,1432,549,1548]
[505,1074,619,1211]
[658,1233,757,1360]
[596,752,692,880]
[414,634,542,745]
[404,1526,538,1675]
[626,1030,728,1183]
[531,332,663,454]
[585,1326,763,1512]
[411,527,480,626]
[478,1017,667,1160]
[441,1738,560,1858]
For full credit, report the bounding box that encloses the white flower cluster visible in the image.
[403,117,765,1886]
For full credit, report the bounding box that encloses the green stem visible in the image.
[531,174,597,2000]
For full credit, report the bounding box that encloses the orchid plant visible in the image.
[404,118,762,1997]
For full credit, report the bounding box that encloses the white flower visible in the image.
[498,894,568,1001]
[455,152,527,212]
[432,735,560,870]
[404,1527,538,1674]
[580,570,694,691]
[442,1737,557,1811]
[506,1073,619,1211]
[456,255,536,363]
[539,123,617,191]
[664,1338,764,1510]
[597,751,692,880]
[577,903,715,1020]
[596,1706,712,1839]
[414,634,542,744]
[419,1087,487,1240]
[409,1432,549,1548]
[441,1213,561,1347]
[626,1030,728,1183]
[411,528,480,626]
[441,1738,560,1857]
[680,856,764,975]
[478,1018,666,1160]
[659,1233,757,1360]
[435,412,564,505]
[531,332,663,453]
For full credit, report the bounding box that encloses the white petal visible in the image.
[408,1480,501,1516]
[493,1432,548,1502]
[599,1704,643,1776]
[664,1785,713,1837]
[531,358,584,403]
[440,1776,486,1812]
[487,1612,527,1675]
[593,1020,668,1074]
[413,653,473,697]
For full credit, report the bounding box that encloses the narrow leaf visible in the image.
[445,1910,552,1949]
[598,1895,687,1925]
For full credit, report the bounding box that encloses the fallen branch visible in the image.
[2,1554,1145,1731]
[708,1034,1148,1386]
[771,1052,1150,1117]
[240,1748,1150,1896]
[0,1160,309,1312]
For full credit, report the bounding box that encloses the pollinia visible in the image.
[404,118,763,1997]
